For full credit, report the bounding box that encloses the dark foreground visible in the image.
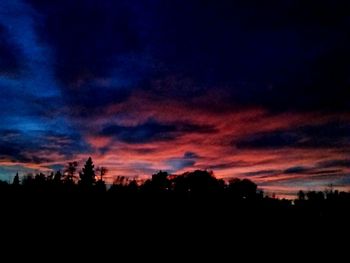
[1,191,348,258]
[1,168,349,256]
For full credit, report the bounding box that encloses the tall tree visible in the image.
[79,157,96,187]
[151,171,170,192]
[96,166,108,192]
[297,190,305,200]
[64,161,78,184]
[13,172,20,186]
[96,166,108,182]
[54,171,63,184]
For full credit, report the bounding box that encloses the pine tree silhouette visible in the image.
[96,166,108,181]
[64,161,78,184]
[54,171,63,184]
[13,172,20,186]
[79,157,96,187]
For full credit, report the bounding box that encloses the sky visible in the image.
[0,0,349,197]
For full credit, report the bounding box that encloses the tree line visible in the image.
[2,157,344,251]
[4,157,261,199]
[2,157,350,206]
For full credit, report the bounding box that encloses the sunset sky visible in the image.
[0,0,349,197]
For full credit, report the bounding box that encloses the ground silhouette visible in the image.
[1,156,349,255]
[1,157,349,222]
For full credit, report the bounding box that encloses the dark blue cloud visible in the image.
[284,166,309,174]
[0,142,30,163]
[46,164,64,171]
[236,121,350,149]
[206,161,251,170]
[282,165,344,176]
[131,148,159,155]
[146,0,350,111]
[65,85,131,117]
[0,0,71,162]
[20,0,350,112]
[184,152,199,159]
[236,131,299,149]
[100,120,176,143]
[307,169,342,175]
[167,159,196,172]
[100,119,215,143]
[28,0,143,83]
[317,159,350,169]
[0,25,22,76]
[16,0,154,119]
[0,129,90,163]
[166,152,198,172]
[242,169,280,177]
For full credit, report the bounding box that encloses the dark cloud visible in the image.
[236,121,350,150]
[166,151,198,171]
[167,159,196,172]
[147,0,350,111]
[242,169,280,177]
[100,119,215,143]
[22,0,350,112]
[24,0,155,116]
[178,123,217,134]
[236,131,299,149]
[28,0,143,84]
[307,169,342,175]
[0,140,52,164]
[282,165,343,176]
[0,141,31,163]
[0,25,22,76]
[284,166,309,174]
[46,164,64,171]
[0,129,89,163]
[100,120,175,143]
[184,152,199,159]
[317,159,350,169]
[65,85,131,116]
[207,161,253,170]
[300,121,350,140]
[132,148,159,155]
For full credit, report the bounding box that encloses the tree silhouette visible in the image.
[143,171,170,193]
[54,171,63,184]
[228,178,258,200]
[5,157,350,224]
[306,191,325,202]
[96,166,108,182]
[48,172,54,181]
[64,161,78,184]
[79,157,96,187]
[12,172,20,186]
[152,171,170,190]
[96,166,107,192]
[297,190,305,200]
[35,173,47,186]
[173,170,224,195]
